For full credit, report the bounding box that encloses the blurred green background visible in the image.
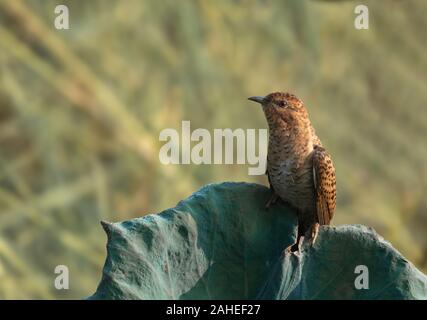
[0,0,426,299]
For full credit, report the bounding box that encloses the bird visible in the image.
[248,92,336,253]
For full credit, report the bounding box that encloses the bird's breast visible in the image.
[267,130,316,212]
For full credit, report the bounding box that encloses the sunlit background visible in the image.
[0,0,426,299]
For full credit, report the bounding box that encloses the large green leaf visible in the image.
[89,182,427,300]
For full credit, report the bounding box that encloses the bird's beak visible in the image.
[248,96,265,104]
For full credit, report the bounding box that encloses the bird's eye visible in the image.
[276,101,286,108]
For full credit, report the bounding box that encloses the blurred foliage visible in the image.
[0,0,426,299]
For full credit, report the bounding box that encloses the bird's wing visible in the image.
[312,145,336,225]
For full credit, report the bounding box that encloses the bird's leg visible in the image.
[283,220,304,255]
[291,234,304,252]
[265,192,279,210]
[308,223,320,246]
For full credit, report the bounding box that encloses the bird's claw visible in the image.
[283,236,304,256]
[308,223,320,247]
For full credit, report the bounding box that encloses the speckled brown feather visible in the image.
[312,145,336,225]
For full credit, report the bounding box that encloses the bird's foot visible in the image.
[282,246,292,256]
[265,193,279,210]
[308,223,320,247]
[283,236,304,256]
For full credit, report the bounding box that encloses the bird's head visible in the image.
[248,92,306,120]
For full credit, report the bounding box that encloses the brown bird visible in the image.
[249,92,336,252]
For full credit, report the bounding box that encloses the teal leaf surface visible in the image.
[90,182,427,300]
